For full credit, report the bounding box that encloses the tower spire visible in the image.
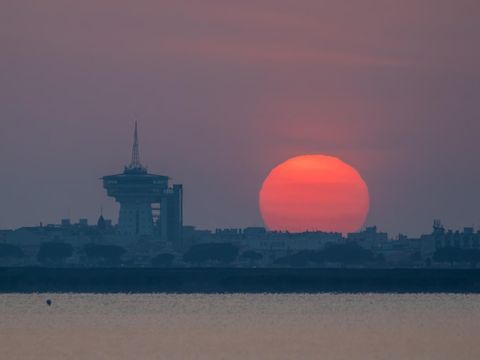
[126,121,146,172]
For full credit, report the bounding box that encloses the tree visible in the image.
[375,253,386,265]
[274,250,318,267]
[152,253,175,267]
[433,247,480,267]
[464,249,480,267]
[37,242,73,264]
[183,243,239,265]
[83,244,125,265]
[239,250,263,264]
[410,251,423,263]
[321,242,374,265]
[433,247,460,266]
[0,243,24,259]
[273,243,375,268]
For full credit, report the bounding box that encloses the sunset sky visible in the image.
[1,0,479,235]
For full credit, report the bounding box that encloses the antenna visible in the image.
[130,121,141,168]
[126,121,146,172]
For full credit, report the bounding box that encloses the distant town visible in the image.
[1,124,479,269]
[2,216,479,268]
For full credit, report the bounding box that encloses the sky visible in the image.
[1,0,479,236]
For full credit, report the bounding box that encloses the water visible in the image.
[0,293,479,360]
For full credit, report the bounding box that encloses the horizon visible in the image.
[1,120,479,238]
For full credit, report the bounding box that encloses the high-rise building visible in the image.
[102,122,183,247]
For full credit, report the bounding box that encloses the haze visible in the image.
[1,0,479,236]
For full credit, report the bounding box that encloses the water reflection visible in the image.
[0,293,479,360]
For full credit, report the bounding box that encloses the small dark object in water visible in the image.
[46,299,52,306]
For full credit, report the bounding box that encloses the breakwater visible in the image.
[1,267,480,293]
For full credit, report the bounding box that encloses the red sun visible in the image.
[259,155,369,234]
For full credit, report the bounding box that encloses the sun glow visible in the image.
[259,154,369,233]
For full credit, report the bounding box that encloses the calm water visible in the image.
[1,293,479,360]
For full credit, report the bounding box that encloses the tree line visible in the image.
[3,240,480,268]
[274,242,383,267]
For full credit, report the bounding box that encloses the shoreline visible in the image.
[1,267,480,293]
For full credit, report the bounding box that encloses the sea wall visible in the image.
[2,267,480,293]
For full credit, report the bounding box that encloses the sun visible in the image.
[259,154,369,234]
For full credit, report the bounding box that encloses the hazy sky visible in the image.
[1,0,479,236]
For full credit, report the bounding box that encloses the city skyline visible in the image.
[1,1,480,236]
[1,119,480,237]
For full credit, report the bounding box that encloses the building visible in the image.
[420,220,480,258]
[347,226,388,251]
[102,122,183,248]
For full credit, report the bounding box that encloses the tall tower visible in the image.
[102,123,183,245]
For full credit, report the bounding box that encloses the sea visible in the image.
[0,293,479,360]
